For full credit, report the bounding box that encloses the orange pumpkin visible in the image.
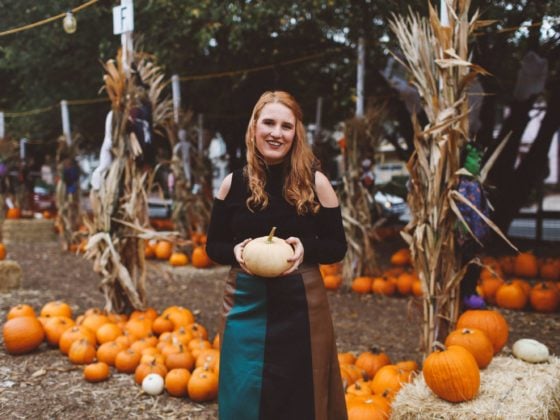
[188,366,219,402]
[456,310,509,354]
[529,282,560,313]
[68,338,97,364]
[444,328,494,369]
[191,246,212,268]
[40,300,73,319]
[7,304,36,320]
[165,368,191,397]
[134,360,168,385]
[370,364,412,400]
[59,326,96,354]
[351,277,373,294]
[83,362,111,383]
[115,348,142,373]
[514,252,538,278]
[97,341,126,366]
[355,350,391,380]
[539,258,560,280]
[390,248,411,266]
[3,316,45,354]
[323,274,342,290]
[169,252,189,267]
[44,316,75,346]
[6,207,21,219]
[0,243,6,260]
[423,345,480,402]
[155,241,173,260]
[495,282,528,310]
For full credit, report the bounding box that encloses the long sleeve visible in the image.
[301,205,347,264]
[205,198,236,265]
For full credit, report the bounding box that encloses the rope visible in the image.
[0,0,99,37]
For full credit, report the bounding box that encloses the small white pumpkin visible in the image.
[142,373,165,395]
[512,338,550,363]
[242,227,294,277]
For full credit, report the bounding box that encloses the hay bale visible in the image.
[0,260,22,291]
[2,219,56,243]
[392,356,560,419]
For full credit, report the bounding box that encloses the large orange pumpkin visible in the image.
[188,366,219,402]
[456,309,509,354]
[529,282,560,313]
[3,316,45,354]
[495,282,528,310]
[423,345,480,403]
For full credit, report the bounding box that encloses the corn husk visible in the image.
[390,0,501,356]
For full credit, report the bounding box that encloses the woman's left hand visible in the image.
[281,237,304,275]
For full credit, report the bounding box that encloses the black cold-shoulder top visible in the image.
[205,163,347,266]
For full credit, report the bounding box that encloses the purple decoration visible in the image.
[463,294,486,309]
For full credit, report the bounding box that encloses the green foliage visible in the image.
[0,0,558,166]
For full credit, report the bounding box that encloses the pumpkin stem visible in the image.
[267,227,277,242]
[432,340,446,352]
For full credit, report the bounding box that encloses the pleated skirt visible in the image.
[218,265,347,420]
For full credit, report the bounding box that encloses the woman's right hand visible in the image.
[234,238,253,274]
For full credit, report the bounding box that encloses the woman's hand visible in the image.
[281,237,304,275]
[234,238,253,274]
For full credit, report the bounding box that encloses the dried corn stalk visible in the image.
[339,106,387,281]
[390,0,495,356]
[85,49,176,313]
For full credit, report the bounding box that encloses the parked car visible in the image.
[374,191,408,220]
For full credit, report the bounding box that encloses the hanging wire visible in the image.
[0,0,99,37]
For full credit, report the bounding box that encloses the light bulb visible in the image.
[63,11,77,34]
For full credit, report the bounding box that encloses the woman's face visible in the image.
[254,102,296,165]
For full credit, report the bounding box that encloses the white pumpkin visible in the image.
[142,373,165,395]
[242,227,294,277]
[512,338,550,363]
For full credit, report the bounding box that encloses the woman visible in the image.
[206,91,347,420]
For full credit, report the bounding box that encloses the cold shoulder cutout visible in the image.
[315,171,339,208]
[216,173,233,200]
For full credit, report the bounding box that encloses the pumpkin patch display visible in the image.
[241,227,294,277]
[422,345,480,403]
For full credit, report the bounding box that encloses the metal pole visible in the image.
[121,0,133,76]
[356,37,365,118]
[313,97,323,145]
[0,112,4,139]
[60,100,72,145]
[440,0,449,26]
[171,74,181,125]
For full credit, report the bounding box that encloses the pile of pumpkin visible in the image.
[340,308,551,418]
[349,248,424,297]
[144,237,212,269]
[2,301,220,401]
[338,349,418,418]
[319,262,344,290]
[477,252,560,313]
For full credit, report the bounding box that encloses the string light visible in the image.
[63,11,77,34]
